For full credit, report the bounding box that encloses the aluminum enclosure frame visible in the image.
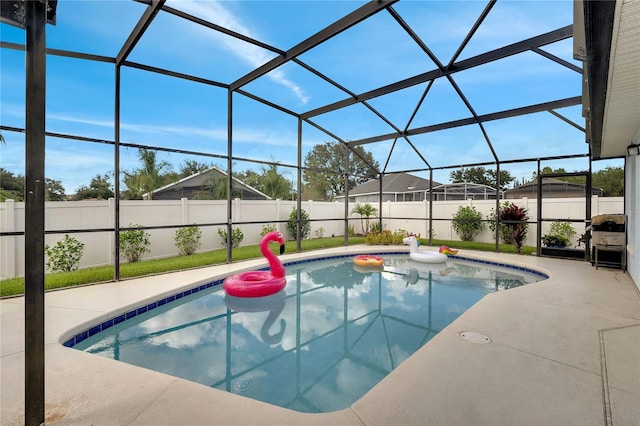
[1,2,605,424]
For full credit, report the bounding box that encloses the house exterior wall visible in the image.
[625,154,639,290]
[0,196,625,279]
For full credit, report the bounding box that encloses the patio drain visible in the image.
[460,331,492,344]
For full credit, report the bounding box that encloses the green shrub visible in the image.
[260,224,278,237]
[174,225,202,256]
[452,206,484,241]
[120,224,151,262]
[44,234,85,272]
[548,222,576,241]
[286,207,310,240]
[541,222,575,248]
[348,224,356,237]
[541,234,569,247]
[217,227,244,248]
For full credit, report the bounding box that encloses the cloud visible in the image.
[45,112,299,147]
[166,0,309,104]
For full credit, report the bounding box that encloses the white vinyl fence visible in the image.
[0,197,623,279]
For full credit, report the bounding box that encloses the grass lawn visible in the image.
[0,237,535,297]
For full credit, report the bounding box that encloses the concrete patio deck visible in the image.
[1,247,639,425]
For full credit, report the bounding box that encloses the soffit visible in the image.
[600,0,640,158]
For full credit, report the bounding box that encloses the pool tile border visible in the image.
[62,280,222,348]
[62,252,548,348]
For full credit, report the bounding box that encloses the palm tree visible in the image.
[351,202,378,235]
[122,149,174,199]
[139,149,173,197]
[260,164,292,200]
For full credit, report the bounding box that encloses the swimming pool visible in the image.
[71,254,546,413]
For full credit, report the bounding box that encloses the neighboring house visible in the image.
[428,183,502,201]
[336,174,501,202]
[504,178,604,199]
[336,173,442,203]
[144,167,270,200]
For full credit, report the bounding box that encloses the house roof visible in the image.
[507,177,597,190]
[430,182,502,195]
[581,0,640,159]
[504,177,603,195]
[347,173,441,196]
[147,167,270,199]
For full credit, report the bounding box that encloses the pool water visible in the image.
[74,255,545,413]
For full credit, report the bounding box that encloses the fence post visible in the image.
[1,199,16,279]
[424,199,429,237]
[308,200,313,236]
[181,198,188,225]
[234,198,240,223]
[108,198,115,265]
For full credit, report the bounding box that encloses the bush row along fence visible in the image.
[0,197,623,279]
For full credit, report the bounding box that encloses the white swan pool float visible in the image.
[402,236,449,264]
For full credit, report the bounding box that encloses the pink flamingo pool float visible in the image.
[223,231,286,298]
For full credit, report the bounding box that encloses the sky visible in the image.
[0,0,623,194]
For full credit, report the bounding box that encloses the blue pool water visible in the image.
[73,254,546,413]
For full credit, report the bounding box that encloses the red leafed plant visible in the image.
[498,204,529,254]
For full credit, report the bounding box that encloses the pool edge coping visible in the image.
[59,248,550,349]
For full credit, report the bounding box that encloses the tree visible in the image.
[592,166,624,196]
[74,174,114,200]
[45,178,66,201]
[258,164,292,200]
[1,169,66,201]
[179,160,210,178]
[303,142,379,201]
[234,169,261,190]
[351,203,378,234]
[121,149,174,199]
[0,168,25,201]
[532,166,624,196]
[532,167,582,184]
[193,174,242,200]
[450,166,514,191]
[234,163,294,200]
